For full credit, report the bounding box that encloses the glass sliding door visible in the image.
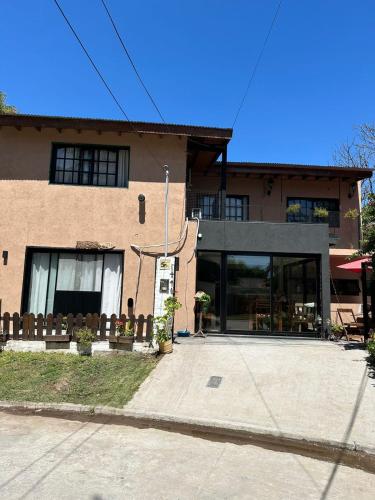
[196,252,221,332]
[226,255,271,332]
[272,257,319,333]
[196,252,321,335]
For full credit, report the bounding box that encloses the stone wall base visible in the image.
[2,340,156,355]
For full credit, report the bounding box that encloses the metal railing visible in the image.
[186,192,341,227]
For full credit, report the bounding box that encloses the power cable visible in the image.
[232,0,283,128]
[53,0,162,168]
[100,0,166,124]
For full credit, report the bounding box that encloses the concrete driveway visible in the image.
[127,337,375,449]
[1,411,374,499]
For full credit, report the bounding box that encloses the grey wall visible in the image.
[198,220,330,335]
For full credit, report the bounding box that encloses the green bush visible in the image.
[75,327,96,348]
[286,203,301,215]
[367,339,375,359]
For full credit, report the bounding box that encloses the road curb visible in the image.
[1,400,374,473]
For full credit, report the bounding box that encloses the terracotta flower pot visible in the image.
[159,339,173,354]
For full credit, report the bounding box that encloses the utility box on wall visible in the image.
[153,256,176,318]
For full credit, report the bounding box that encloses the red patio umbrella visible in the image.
[337,257,372,273]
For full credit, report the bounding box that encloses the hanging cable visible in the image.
[100,0,166,123]
[232,0,283,128]
[53,0,130,121]
[53,0,163,169]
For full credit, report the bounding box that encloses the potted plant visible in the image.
[194,291,211,337]
[154,296,182,354]
[286,203,301,216]
[75,326,96,355]
[313,206,329,220]
[109,319,135,351]
[329,321,344,340]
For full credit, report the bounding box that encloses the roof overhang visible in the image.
[0,113,233,141]
[215,161,373,181]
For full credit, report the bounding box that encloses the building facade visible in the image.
[0,114,371,337]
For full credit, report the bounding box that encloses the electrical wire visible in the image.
[53,0,163,169]
[232,0,283,128]
[100,0,166,124]
[53,0,130,121]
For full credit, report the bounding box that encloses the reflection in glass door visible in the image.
[196,252,321,335]
[272,257,318,333]
[226,255,271,331]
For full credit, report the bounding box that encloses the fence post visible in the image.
[13,313,20,340]
[99,314,107,340]
[92,313,99,340]
[136,314,145,342]
[29,313,35,341]
[22,313,29,340]
[36,314,44,340]
[46,314,53,337]
[66,313,74,337]
[74,314,83,341]
[109,314,117,336]
[55,314,63,337]
[146,314,153,341]
[3,312,10,338]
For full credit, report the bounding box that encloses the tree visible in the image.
[0,91,17,114]
[335,124,375,257]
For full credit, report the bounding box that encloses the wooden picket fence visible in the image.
[0,313,153,342]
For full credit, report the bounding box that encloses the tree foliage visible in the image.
[0,91,17,114]
[335,124,375,257]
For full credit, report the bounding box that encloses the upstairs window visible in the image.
[50,144,129,187]
[225,195,249,221]
[287,198,340,227]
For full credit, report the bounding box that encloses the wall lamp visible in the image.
[138,193,146,224]
[348,182,356,199]
[266,178,274,196]
[2,250,8,265]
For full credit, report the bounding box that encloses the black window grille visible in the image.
[287,198,340,227]
[225,196,249,221]
[197,194,219,220]
[50,144,129,187]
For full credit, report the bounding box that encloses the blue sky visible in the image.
[2,0,375,164]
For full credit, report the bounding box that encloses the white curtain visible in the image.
[56,254,103,291]
[117,150,129,187]
[101,254,122,316]
[28,253,50,314]
[46,253,58,314]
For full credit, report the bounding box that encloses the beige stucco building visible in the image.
[0,113,372,337]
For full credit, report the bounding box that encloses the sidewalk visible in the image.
[127,336,375,449]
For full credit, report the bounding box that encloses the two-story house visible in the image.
[0,113,371,338]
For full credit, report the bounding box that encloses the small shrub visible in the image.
[367,339,375,360]
[115,320,134,337]
[344,208,359,219]
[313,206,329,219]
[330,322,344,336]
[75,327,96,348]
[194,291,211,312]
[286,203,301,215]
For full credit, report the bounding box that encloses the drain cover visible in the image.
[207,376,223,388]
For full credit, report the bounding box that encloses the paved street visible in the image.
[128,337,375,449]
[0,411,374,500]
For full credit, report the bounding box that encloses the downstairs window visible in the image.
[24,250,123,316]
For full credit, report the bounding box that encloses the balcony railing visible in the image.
[186,192,341,227]
[286,211,340,227]
[186,192,252,221]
